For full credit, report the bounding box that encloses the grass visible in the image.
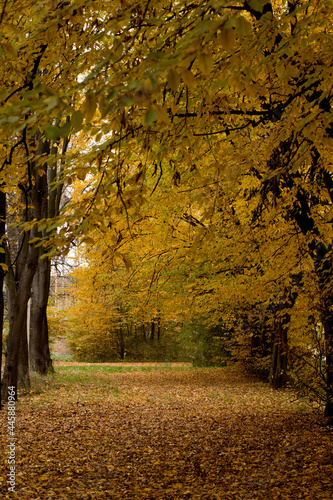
[54,361,189,372]
[22,361,303,410]
[20,361,195,406]
[50,353,74,362]
[51,361,193,386]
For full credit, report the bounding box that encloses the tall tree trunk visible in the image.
[269,313,289,389]
[3,230,32,397]
[323,315,333,421]
[118,327,125,360]
[268,276,300,389]
[29,133,68,374]
[1,238,38,400]
[280,180,333,414]
[291,191,333,415]
[29,257,53,374]
[157,319,161,342]
[18,309,29,391]
[1,132,49,400]
[314,246,333,419]
[0,189,6,409]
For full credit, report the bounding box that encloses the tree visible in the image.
[1,0,333,418]
[1,133,52,397]
[29,133,70,375]
[0,189,5,407]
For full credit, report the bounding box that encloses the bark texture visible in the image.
[30,257,53,374]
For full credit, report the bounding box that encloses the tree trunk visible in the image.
[267,276,300,389]
[157,320,161,342]
[1,243,38,399]
[18,309,30,391]
[0,189,6,409]
[1,132,49,400]
[118,327,125,360]
[30,257,53,374]
[3,230,32,397]
[28,134,68,375]
[314,246,333,419]
[323,316,333,423]
[269,315,289,389]
[286,186,333,414]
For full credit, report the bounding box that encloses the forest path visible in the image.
[0,364,332,499]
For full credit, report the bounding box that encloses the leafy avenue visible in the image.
[0,0,333,481]
[1,364,333,499]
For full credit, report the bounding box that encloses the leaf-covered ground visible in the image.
[1,363,332,499]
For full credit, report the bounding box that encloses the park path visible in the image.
[0,366,332,499]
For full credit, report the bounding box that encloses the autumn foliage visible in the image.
[0,0,333,423]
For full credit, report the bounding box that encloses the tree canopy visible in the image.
[1,0,333,418]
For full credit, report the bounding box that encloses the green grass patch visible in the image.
[23,362,195,404]
[54,363,177,374]
[51,354,74,362]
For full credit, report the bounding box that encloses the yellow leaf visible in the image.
[121,254,133,272]
[71,110,84,132]
[2,24,20,36]
[170,102,178,115]
[77,170,87,181]
[237,16,252,35]
[1,42,17,58]
[197,53,214,74]
[219,27,236,51]
[44,26,58,42]
[82,94,97,122]
[82,237,95,245]
[142,78,153,93]
[179,68,196,87]
[167,68,181,92]
[155,104,169,123]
